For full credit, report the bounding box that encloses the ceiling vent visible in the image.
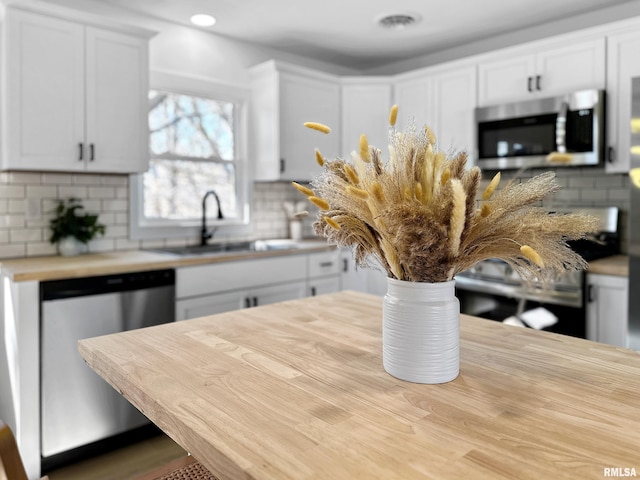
[376,13,421,30]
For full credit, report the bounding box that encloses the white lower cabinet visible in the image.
[308,250,341,296]
[176,250,345,321]
[340,249,368,293]
[176,282,307,320]
[176,255,307,321]
[586,273,629,347]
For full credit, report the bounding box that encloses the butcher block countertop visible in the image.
[78,291,640,480]
[587,254,629,277]
[0,241,335,282]
[1,247,629,283]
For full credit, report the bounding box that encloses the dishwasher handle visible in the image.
[41,269,175,301]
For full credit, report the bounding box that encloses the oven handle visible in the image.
[455,275,583,308]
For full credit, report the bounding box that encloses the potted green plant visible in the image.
[49,198,106,256]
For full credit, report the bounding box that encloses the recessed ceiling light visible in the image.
[376,13,421,30]
[190,14,216,27]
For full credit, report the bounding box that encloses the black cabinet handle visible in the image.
[319,261,333,268]
[527,76,533,92]
[89,143,95,161]
[78,143,84,161]
[535,75,541,91]
[245,297,251,308]
[311,286,317,296]
[587,284,595,303]
[607,146,615,163]
[280,158,285,173]
[343,258,348,273]
[253,297,258,307]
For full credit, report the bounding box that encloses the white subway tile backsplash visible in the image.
[101,175,128,186]
[101,199,127,212]
[10,228,42,243]
[42,173,73,185]
[0,243,26,258]
[26,185,57,198]
[0,185,26,198]
[8,172,41,184]
[89,186,116,199]
[26,242,57,257]
[8,199,25,213]
[0,215,25,228]
[0,167,631,259]
[115,212,129,224]
[103,225,128,238]
[88,238,115,253]
[115,238,141,251]
[72,174,103,185]
[58,186,88,198]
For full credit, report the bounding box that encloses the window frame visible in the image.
[130,70,252,241]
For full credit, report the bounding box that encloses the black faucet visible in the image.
[201,190,224,246]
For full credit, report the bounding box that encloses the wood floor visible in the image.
[46,434,186,480]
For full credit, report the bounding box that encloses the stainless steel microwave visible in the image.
[475,89,605,170]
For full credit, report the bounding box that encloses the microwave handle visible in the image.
[555,101,569,153]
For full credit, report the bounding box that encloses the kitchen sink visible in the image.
[149,239,328,257]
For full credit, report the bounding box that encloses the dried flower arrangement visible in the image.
[293,106,599,284]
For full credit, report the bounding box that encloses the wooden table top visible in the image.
[78,291,640,480]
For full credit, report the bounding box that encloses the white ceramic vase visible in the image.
[57,237,86,257]
[382,277,460,384]
[289,220,302,241]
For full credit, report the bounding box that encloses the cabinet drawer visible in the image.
[308,250,341,278]
[177,255,307,298]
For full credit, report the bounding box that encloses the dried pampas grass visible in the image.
[294,107,598,284]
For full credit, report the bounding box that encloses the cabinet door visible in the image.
[251,282,307,307]
[586,274,629,347]
[431,65,477,155]
[393,76,431,131]
[176,290,247,320]
[339,249,369,293]
[279,73,340,181]
[478,37,605,107]
[342,81,392,158]
[85,27,149,173]
[478,54,534,106]
[3,9,85,171]
[535,38,605,97]
[606,29,640,173]
[309,276,340,297]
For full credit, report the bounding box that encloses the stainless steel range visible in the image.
[456,206,620,338]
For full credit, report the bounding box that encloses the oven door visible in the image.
[455,276,587,339]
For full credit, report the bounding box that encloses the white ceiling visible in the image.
[40,0,640,69]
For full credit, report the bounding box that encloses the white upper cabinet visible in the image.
[1,7,152,173]
[341,78,392,159]
[249,60,341,182]
[477,37,605,107]
[394,61,477,158]
[605,25,640,173]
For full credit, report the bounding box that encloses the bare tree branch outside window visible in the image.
[144,90,237,220]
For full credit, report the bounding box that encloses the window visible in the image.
[130,72,250,240]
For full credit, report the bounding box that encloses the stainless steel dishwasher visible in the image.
[40,268,175,464]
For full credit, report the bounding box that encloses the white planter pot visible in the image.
[57,237,86,257]
[382,277,460,384]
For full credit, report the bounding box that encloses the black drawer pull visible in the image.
[319,261,333,268]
